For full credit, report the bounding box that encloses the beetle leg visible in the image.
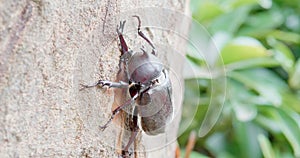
[132,15,156,55]
[122,107,139,157]
[79,80,128,91]
[121,151,131,158]
[121,137,135,158]
[117,20,129,55]
[123,130,139,151]
[99,93,138,130]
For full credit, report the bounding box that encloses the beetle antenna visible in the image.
[132,15,156,54]
[132,15,141,29]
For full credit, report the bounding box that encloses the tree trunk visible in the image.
[0,0,189,157]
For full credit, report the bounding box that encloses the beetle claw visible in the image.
[117,20,126,35]
[98,80,112,88]
[120,150,133,158]
[79,80,112,91]
[79,83,91,91]
[99,125,107,131]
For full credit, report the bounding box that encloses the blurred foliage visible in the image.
[179,0,300,157]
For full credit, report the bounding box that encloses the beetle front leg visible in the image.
[79,80,128,91]
[117,20,129,56]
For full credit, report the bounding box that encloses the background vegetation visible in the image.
[178,0,300,157]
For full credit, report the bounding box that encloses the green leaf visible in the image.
[289,59,300,89]
[237,6,284,37]
[220,37,269,65]
[268,30,300,44]
[234,121,263,158]
[258,134,276,158]
[186,54,206,67]
[255,114,281,133]
[180,149,209,158]
[181,1,300,157]
[245,9,284,29]
[198,77,227,137]
[225,57,279,71]
[180,79,203,135]
[209,6,252,33]
[228,69,287,106]
[269,39,295,63]
[275,109,300,157]
[227,80,259,122]
[230,0,259,8]
[193,1,224,22]
[268,38,295,73]
[281,92,300,113]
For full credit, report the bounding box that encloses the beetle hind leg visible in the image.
[99,93,138,130]
[120,131,138,158]
[121,107,139,157]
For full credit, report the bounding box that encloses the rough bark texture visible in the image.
[0,0,189,157]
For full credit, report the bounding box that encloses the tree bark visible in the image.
[0,0,189,157]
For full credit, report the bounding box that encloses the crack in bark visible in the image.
[0,2,33,80]
[4,2,32,54]
[102,0,111,34]
[0,1,32,146]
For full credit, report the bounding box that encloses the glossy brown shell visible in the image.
[137,71,173,135]
[127,51,163,84]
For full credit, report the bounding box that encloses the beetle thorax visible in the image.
[127,51,163,85]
